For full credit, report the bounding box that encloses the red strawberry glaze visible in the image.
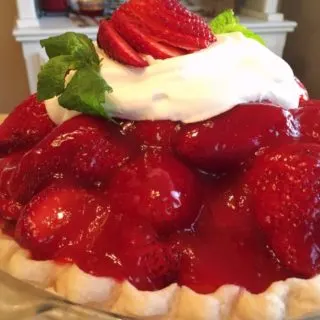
[2,99,320,294]
[192,177,298,294]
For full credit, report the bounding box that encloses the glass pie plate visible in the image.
[0,270,128,320]
[0,269,319,320]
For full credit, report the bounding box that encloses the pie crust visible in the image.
[1,230,319,320]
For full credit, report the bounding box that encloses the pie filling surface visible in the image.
[1,97,319,295]
[1,0,320,318]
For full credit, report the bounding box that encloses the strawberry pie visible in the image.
[1,1,320,319]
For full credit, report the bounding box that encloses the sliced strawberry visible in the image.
[127,0,215,45]
[107,149,201,233]
[155,32,211,52]
[9,116,133,202]
[98,0,215,66]
[120,4,211,51]
[174,103,299,173]
[0,94,55,155]
[16,183,112,261]
[98,19,148,67]
[158,0,204,20]
[112,10,185,59]
[247,143,320,276]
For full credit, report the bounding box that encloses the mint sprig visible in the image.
[210,9,266,46]
[59,67,112,118]
[37,32,113,118]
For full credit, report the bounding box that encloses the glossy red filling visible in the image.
[1,95,320,294]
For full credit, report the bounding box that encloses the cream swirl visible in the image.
[45,32,303,125]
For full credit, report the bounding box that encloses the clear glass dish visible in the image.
[1,269,320,320]
[0,270,129,320]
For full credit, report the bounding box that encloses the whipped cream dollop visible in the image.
[45,32,303,125]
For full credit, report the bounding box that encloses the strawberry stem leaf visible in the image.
[210,9,266,46]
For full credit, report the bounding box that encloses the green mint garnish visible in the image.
[37,32,113,118]
[210,9,266,46]
[59,67,112,118]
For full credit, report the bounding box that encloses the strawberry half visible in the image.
[97,0,215,67]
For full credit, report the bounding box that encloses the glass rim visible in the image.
[1,269,320,320]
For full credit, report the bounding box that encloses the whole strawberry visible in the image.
[247,143,320,276]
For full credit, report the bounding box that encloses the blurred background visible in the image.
[0,0,319,113]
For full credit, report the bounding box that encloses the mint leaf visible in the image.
[40,32,100,67]
[210,9,266,46]
[38,32,114,118]
[58,67,113,118]
[37,55,80,101]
